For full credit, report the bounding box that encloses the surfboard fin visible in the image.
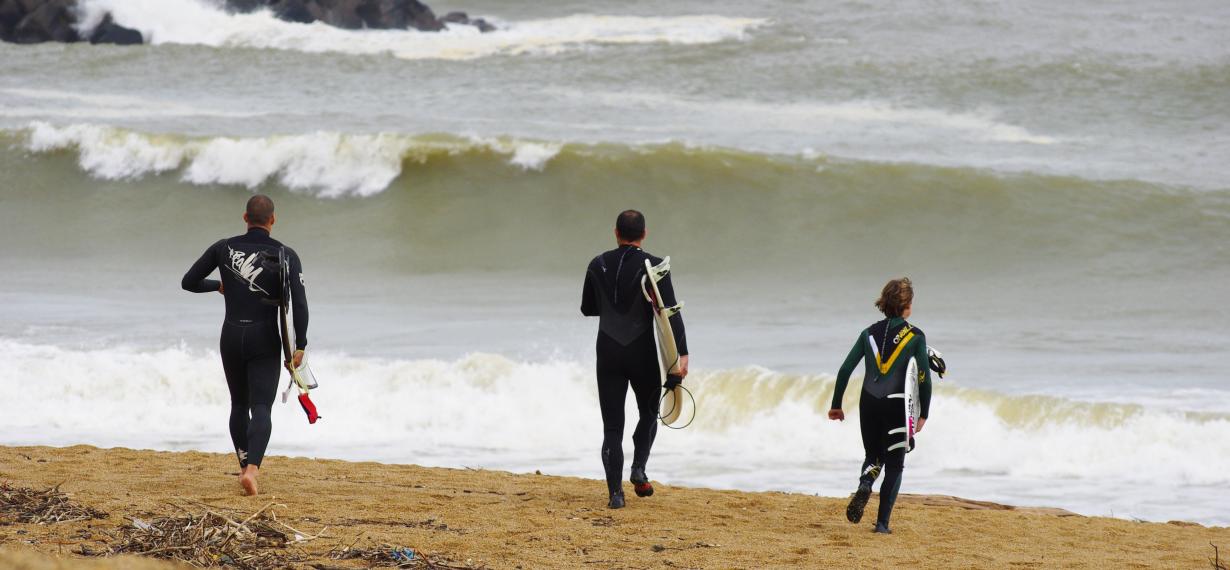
[647,257,671,282]
[927,346,947,378]
[663,302,684,317]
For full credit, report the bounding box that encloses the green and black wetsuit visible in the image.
[831,317,931,528]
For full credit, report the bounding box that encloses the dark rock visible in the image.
[0,0,25,33]
[310,0,363,29]
[406,2,443,31]
[11,0,78,44]
[359,0,441,31]
[15,0,40,15]
[226,0,268,13]
[216,0,489,34]
[354,0,390,28]
[271,0,315,24]
[440,10,494,32]
[88,13,142,45]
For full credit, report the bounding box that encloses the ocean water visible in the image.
[1,0,1228,525]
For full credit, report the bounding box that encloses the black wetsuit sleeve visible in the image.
[657,271,688,356]
[181,241,222,293]
[915,333,932,418]
[580,267,600,317]
[831,331,866,410]
[288,248,309,350]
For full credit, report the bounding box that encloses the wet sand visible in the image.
[1,445,1226,569]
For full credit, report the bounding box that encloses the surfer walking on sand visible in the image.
[181,195,309,496]
[581,210,689,509]
[828,278,932,533]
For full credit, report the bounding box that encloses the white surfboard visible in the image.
[887,356,921,453]
[272,249,320,424]
[640,257,685,425]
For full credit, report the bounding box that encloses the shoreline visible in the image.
[1,445,1227,568]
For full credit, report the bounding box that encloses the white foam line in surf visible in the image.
[20,122,564,196]
[77,0,766,61]
[0,88,265,120]
[566,89,1059,145]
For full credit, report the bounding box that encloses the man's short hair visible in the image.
[246,194,275,225]
[616,209,645,241]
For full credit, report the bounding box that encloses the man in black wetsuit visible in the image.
[828,277,932,534]
[581,210,689,509]
[182,194,309,496]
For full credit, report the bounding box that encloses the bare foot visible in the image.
[239,465,259,496]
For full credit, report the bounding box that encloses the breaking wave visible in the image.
[6,120,1227,276]
[2,339,1228,506]
[19,122,562,196]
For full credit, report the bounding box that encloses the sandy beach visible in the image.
[1,445,1226,569]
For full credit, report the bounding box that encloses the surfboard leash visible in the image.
[659,385,697,430]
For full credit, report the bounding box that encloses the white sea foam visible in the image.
[20,123,569,196]
[571,90,1059,146]
[0,88,261,120]
[76,0,764,61]
[2,339,1227,522]
[27,122,187,179]
[465,136,562,171]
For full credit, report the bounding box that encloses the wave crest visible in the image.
[21,122,561,196]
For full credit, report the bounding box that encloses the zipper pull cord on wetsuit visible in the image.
[878,319,891,382]
[612,245,639,306]
[876,318,912,382]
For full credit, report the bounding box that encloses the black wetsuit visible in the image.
[182,227,308,469]
[581,245,687,495]
[831,317,931,528]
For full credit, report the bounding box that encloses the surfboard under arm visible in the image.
[886,357,920,453]
[642,259,681,376]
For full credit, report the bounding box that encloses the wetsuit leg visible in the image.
[221,321,282,469]
[875,397,907,528]
[243,341,280,467]
[220,323,251,468]
[627,332,660,472]
[857,394,885,485]
[596,334,629,495]
[876,461,904,528]
[241,321,281,468]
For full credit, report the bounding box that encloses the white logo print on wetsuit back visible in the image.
[227,246,270,295]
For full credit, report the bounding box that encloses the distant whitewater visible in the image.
[76,0,765,60]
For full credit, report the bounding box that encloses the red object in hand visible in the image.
[298,393,320,424]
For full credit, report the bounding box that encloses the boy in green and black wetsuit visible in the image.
[828,277,932,534]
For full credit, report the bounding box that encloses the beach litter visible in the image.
[329,539,475,568]
[84,501,325,569]
[0,482,108,525]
